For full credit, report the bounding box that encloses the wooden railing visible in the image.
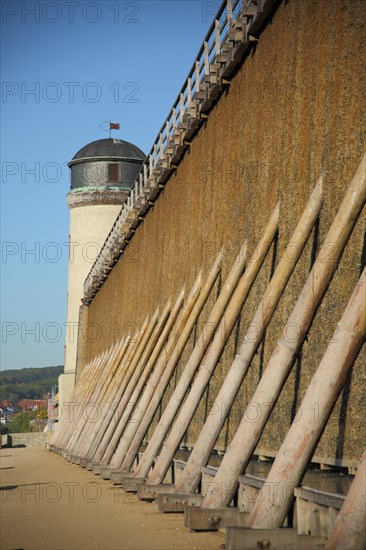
[83,0,276,303]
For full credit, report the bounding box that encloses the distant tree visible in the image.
[0,366,63,402]
[7,412,31,433]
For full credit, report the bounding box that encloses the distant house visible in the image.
[18,399,46,411]
[0,400,15,412]
[0,401,16,424]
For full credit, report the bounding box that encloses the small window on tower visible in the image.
[108,163,119,183]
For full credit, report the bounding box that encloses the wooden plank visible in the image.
[226,527,327,550]
[238,474,265,490]
[202,465,219,477]
[100,466,113,480]
[185,506,248,531]
[294,487,345,510]
[242,6,260,17]
[249,0,278,34]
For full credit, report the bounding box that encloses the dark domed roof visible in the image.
[69,138,145,166]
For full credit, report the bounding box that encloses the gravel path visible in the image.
[0,447,222,550]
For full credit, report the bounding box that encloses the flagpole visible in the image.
[109,120,111,139]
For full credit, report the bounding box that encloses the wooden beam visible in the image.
[140,204,279,488]
[225,527,327,550]
[246,269,366,529]
[131,241,247,482]
[202,153,366,509]
[172,178,322,497]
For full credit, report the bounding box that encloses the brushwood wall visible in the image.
[84,0,365,464]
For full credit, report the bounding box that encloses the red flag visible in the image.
[110,122,120,130]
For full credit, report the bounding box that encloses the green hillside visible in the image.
[0,366,64,403]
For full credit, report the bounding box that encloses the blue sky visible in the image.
[1,0,218,370]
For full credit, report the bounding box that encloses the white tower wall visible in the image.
[58,138,145,423]
[59,203,122,411]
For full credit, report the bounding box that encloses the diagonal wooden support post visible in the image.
[63,346,115,455]
[128,237,249,482]
[82,319,151,461]
[57,352,105,450]
[108,252,222,472]
[67,342,123,459]
[79,311,159,461]
[80,300,171,464]
[69,311,158,460]
[246,268,366,529]
[51,353,96,448]
[78,340,134,465]
[139,203,279,489]
[202,153,366,509]
[325,451,366,550]
[101,270,203,473]
[58,313,149,454]
[93,289,185,465]
[79,301,171,461]
[80,335,134,466]
[167,177,323,498]
[71,338,133,459]
[51,352,102,450]
[64,336,140,458]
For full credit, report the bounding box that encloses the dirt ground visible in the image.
[0,447,222,550]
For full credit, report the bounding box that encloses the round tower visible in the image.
[59,138,145,411]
